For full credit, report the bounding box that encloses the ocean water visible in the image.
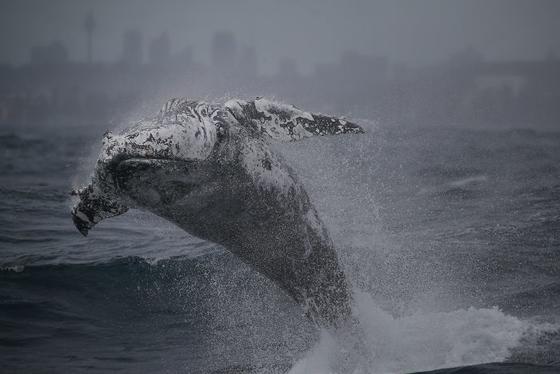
[1,121,559,373]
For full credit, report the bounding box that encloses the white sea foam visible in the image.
[289,291,555,374]
[449,175,488,188]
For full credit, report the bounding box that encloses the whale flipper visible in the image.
[225,98,363,142]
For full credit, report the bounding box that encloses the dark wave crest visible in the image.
[0,254,314,373]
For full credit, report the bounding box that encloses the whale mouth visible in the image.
[113,157,202,208]
[114,157,191,172]
[71,157,197,237]
[113,157,194,184]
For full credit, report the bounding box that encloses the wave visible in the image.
[2,257,560,373]
[448,175,488,188]
[412,362,560,374]
[414,174,488,200]
[418,166,483,179]
[289,292,559,374]
[0,254,315,373]
[0,132,46,149]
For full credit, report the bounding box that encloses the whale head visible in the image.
[71,99,225,236]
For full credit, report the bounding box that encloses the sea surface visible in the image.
[1,120,559,373]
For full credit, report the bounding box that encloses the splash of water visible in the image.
[289,291,554,374]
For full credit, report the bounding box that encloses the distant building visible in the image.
[30,42,69,65]
[211,31,237,72]
[447,45,484,67]
[148,32,171,66]
[475,74,525,97]
[173,46,193,68]
[278,58,299,79]
[84,11,96,64]
[121,30,143,66]
[238,46,258,78]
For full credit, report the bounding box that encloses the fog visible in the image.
[1,0,559,128]
[2,0,559,72]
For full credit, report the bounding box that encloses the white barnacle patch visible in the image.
[99,102,219,164]
[255,98,314,121]
[250,98,316,141]
[224,99,247,118]
[225,97,363,143]
[291,123,308,140]
[240,139,295,197]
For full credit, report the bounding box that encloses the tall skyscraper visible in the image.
[84,11,96,64]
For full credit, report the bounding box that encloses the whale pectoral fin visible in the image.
[71,184,128,236]
[225,98,364,142]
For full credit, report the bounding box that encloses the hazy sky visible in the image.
[1,0,559,73]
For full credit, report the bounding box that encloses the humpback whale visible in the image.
[71,97,364,327]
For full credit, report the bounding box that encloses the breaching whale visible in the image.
[71,97,364,327]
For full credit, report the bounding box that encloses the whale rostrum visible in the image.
[71,97,364,327]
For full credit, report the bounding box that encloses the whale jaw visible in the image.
[70,156,206,237]
[72,212,91,237]
[70,182,129,237]
[113,158,204,210]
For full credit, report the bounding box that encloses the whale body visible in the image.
[71,97,364,327]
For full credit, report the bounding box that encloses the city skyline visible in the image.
[1,0,559,74]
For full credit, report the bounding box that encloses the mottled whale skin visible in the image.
[71,98,364,327]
